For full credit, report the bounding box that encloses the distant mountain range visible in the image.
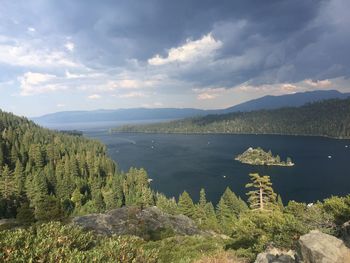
[114,97,350,139]
[33,90,349,126]
[220,89,350,113]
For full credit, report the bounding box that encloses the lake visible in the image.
[85,131,350,205]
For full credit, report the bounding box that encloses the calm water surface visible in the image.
[85,132,350,205]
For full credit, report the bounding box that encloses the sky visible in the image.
[0,0,349,117]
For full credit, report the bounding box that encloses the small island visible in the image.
[235,147,294,167]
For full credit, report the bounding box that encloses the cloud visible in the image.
[142,102,163,108]
[27,27,36,32]
[64,41,75,52]
[280,84,298,93]
[0,40,80,68]
[1,0,350,116]
[148,34,222,66]
[87,94,101,99]
[304,79,332,88]
[19,72,66,96]
[56,103,65,107]
[115,92,147,98]
[193,87,225,100]
[197,93,217,100]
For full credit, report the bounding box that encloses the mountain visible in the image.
[221,89,350,113]
[32,108,210,126]
[33,90,349,127]
[114,97,350,139]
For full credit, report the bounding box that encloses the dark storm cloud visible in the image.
[1,0,349,88]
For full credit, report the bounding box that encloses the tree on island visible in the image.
[246,173,277,210]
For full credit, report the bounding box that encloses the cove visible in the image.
[86,132,350,205]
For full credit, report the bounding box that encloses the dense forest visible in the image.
[1,109,350,262]
[0,110,154,220]
[114,98,350,139]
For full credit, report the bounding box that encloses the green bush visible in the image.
[0,222,158,262]
[144,235,230,263]
[229,210,304,260]
[323,195,350,226]
[285,201,335,234]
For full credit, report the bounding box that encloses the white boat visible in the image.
[328,155,332,159]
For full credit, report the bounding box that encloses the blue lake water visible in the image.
[85,132,350,205]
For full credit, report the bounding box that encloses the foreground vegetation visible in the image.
[1,109,350,262]
[114,98,350,139]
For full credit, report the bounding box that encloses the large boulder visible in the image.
[255,247,296,263]
[341,221,350,247]
[297,230,350,263]
[72,206,202,240]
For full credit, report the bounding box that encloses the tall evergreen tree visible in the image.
[178,191,195,218]
[155,193,178,215]
[216,196,236,233]
[0,165,17,199]
[246,173,277,210]
[13,160,25,195]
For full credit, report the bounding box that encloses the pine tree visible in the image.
[221,187,247,217]
[0,165,17,199]
[14,160,25,195]
[31,171,48,208]
[102,174,124,210]
[139,187,154,209]
[71,187,84,208]
[0,140,4,168]
[277,194,284,211]
[196,188,208,225]
[216,197,235,233]
[199,188,207,208]
[178,191,195,218]
[35,195,64,221]
[155,193,178,215]
[246,173,277,210]
[16,202,35,225]
[203,202,219,231]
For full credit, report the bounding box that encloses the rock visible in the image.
[297,230,350,263]
[255,247,296,263]
[341,221,350,247]
[72,206,202,240]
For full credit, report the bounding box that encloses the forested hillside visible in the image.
[114,98,350,139]
[0,110,153,220]
[2,109,350,262]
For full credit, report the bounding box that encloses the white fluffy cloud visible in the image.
[0,35,80,68]
[65,41,75,52]
[148,34,222,66]
[19,72,65,96]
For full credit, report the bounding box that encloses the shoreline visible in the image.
[109,130,350,140]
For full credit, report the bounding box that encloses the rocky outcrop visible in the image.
[255,247,296,263]
[341,220,350,247]
[297,230,350,263]
[255,230,350,263]
[72,206,202,240]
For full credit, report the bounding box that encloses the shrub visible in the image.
[0,222,158,262]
